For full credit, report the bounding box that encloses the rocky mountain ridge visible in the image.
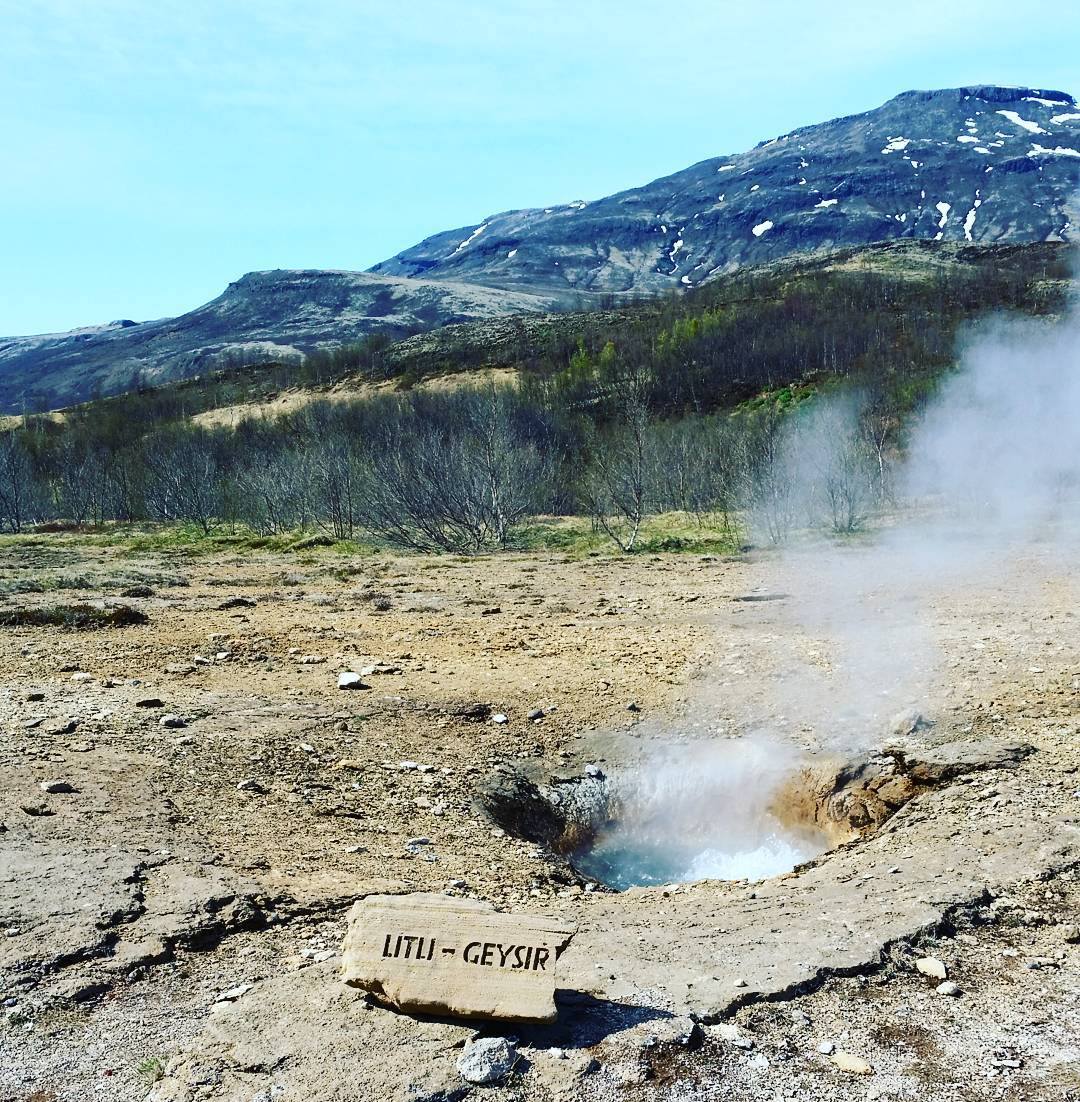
[372,85,1079,294]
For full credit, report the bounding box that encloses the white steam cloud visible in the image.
[746,279,1080,750]
[588,256,1079,885]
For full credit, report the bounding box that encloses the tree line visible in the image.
[0,373,901,551]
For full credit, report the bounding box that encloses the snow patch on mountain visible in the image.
[996,110,1048,135]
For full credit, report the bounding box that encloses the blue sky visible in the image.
[3,0,1078,335]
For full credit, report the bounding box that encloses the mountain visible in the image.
[0,272,568,412]
[371,85,1079,294]
[1,84,1077,413]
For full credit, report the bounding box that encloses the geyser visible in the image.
[572,819,825,891]
[569,740,829,890]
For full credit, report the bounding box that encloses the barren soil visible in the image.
[0,537,1077,1101]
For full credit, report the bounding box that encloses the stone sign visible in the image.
[341,893,575,1022]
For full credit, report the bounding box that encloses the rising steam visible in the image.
[581,252,1079,886]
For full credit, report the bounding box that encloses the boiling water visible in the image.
[573,818,824,890]
[569,739,828,890]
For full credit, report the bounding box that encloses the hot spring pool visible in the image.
[565,739,830,890]
[572,819,826,890]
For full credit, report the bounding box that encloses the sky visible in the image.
[3,0,1079,336]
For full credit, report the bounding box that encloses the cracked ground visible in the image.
[0,535,1077,1101]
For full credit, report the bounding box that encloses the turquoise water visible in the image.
[572,817,826,890]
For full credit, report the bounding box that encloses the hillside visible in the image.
[24,241,1072,436]
[0,273,570,413]
[0,85,1076,415]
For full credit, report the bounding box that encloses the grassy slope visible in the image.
[18,240,1074,434]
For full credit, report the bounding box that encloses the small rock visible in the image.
[816,1041,836,1055]
[39,780,76,795]
[456,1037,517,1085]
[215,984,253,1003]
[135,698,164,708]
[299,655,325,664]
[70,672,93,683]
[829,1052,873,1075]
[608,1060,650,1086]
[889,708,930,737]
[584,763,604,779]
[733,977,748,988]
[527,708,545,721]
[1060,923,1080,943]
[936,980,961,997]
[46,719,80,735]
[159,714,187,728]
[188,1063,224,1087]
[626,701,641,712]
[236,779,267,794]
[337,672,369,691]
[916,957,948,980]
[492,713,509,725]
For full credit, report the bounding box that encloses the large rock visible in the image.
[341,893,574,1023]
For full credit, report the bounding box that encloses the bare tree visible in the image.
[358,388,552,552]
[583,377,651,552]
[141,432,222,533]
[0,432,35,533]
[740,408,799,545]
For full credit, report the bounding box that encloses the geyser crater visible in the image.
[478,734,1032,891]
[568,741,829,890]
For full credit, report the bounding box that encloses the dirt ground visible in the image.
[0,535,1077,1101]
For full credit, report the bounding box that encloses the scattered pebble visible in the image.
[916,956,948,980]
[829,1051,873,1075]
[215,984,253,1003]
